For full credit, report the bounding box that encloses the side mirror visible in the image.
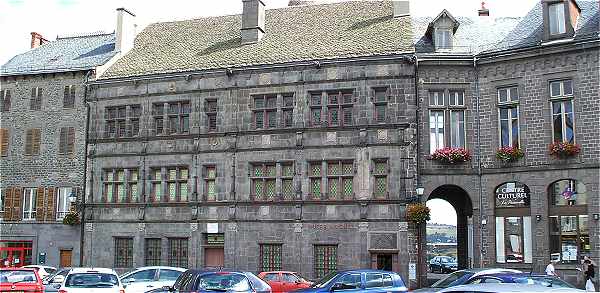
[330,283,344,291]
[124,278,136,284]
[52,275,65,284]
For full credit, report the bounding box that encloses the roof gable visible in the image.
[426,9,460,36]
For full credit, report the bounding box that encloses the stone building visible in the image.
[414,0,599,286]
[0,8,135,268]
[86,0,423,284]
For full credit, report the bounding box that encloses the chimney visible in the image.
[393,1,410,18]
[30,32,48,49]
[241,0,266,44]
[115,8,136,53]
[478,1,490,16]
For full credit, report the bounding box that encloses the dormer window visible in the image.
[435,29,452,50]
[549,2,566,35]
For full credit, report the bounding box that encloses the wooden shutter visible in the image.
[3,90,10,112]
[58,128,66,154]
[12,188,23,221]
[67,127,75,154]
[45,187,56,221]
[25,129,33,155]
[36,187,45,221]
[3,188,13,220]
[0,128,8,156]
[32,129,41,155]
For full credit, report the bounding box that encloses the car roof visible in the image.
[260,271,298,274]
[477,272,553,278]
[127,266,186,272]
[68,268,117,274]
[336,269,397,274]
[0,267,36,271]
[439,283,584,292]
[23,265,56,269]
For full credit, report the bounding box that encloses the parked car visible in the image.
[0,267,44,293]
[428,256,457,273]
[23,265,57,280]
[437,283,585,292]
[43,267,73,292]
[56,267,125,293]
[149,269,271,293]
[258,271,312,293]
[465,272,576,288]
[412,268,522,293]
[293,269,407,293]
[121,266,186,293]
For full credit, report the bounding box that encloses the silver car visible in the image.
[413,268,522,293]
[120,266,186,293]
[438,283,586,292]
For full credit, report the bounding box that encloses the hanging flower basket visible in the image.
[549,142,581,158]
[496,146,524,162]
[428,147,471,164]
[406,203,430,224]
[62,211,80,226]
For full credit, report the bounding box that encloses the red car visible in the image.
[0,267,44,293]
[258,271,312,293]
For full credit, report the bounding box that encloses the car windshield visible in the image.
[513,277,574,288]
[0,270,37,283]
[431,271,470,288]
[310,272,338,289]
[197,273,251,292]
[46,268,57,274]
[65,273,118,288]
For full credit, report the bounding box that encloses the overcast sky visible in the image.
[0,0,538,225]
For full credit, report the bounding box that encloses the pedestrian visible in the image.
[583,256,596,292]
[546,259,559,277]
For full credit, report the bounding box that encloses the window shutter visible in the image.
[67,127,75,154]
[46,187,56,221]
[25,129,33,155]
[0,129,8,156]
[58,128,66,154]
[36,187,45,221]
[32,129,41,155]
[3,187,13,220]
[64,86,70,107]
[12,188,23,221]
[4,90,11,111]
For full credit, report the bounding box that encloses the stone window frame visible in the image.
[325,160,354,200]
[326,90,353,127]
[63,85,76,109]
[203,165,217,202]
[114,237,134,268]
[281,94,295,128]
[102,168,139,203]
[144,238,162,266]
[167,237,188,268]
[22,187,37,221]
[30,87,42,111]
[153,101,191,136]
[372,87,389,124]
[150,166,189,203]
[252,94,277,130]
[250,161,295,201]
[372,159,389,199]
[259,243,282,272]
[314,244,338,279]
[24,128,41,156]
[0,128,9,157]
[497,85,521,148]
[427,89,467,154]
[204,99,218,132]
[250,162,276,201]
[105,104,142,138]
[1,89,11,112]
[58,127,75,155]
[548,79,575,143]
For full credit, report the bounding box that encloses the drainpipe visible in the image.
[473,56,484,268]
[80,69,93,266]
[412,55,424,288]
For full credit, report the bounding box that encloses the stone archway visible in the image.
[427,185,473,270]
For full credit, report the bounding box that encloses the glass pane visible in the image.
[375,90,387,102]
[168,183,176,201]
[375,177,387,198]
[130,170,138,181]
[311,164,321,176]
[311,179,321,197]
[343,178,353,198]
[283,110,293,127]
[180,169,188,179]
[153,183,162,198]
[283,95,294,107]
[311,95,321,105]
[511,116,519,148]
[117,171,124,182]
[118,184,126,202]
[282,179,294,199]
[549,3,566,35]
[254,97,264,108]
[207,181,216,200]
[267,111,276,128]
[375,162,387,174]
[579,215,588,233]
[552,179,587,206]
[505,217,523,263]
[130,184,138,202]
[509,87,518,101]
[266,97,276,108]
[329,108,339,126]
[169,103,179,115]
[311,109,321,125]
[154,169,161,180]
[180,183,188,201]
[501,119,510,147]
[550,81,562,97]
[255,111,264,128]
[560,216,577,234]
[265,165,276,177]
[451,111,465,148]
[207,167,216,179]
[328,163,340,176]
[343,108,352,125]
[342,163,353,175]
[265,180,275,200]
[496,217,505,263]
[498,89,508,103]
[168,169,177,180]
[106,184,113,202]
[181,103,191,114]
[328,179,338,197]
[563,80,573,96]
[254,166,263,177]
[282,164,294,177]
[328,94,339,104]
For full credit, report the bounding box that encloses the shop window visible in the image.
[495,217,532,263]
[145,238,161,266]
[168,238,188,268]
[114,237,133,268]
[259,244,282,272]
[314,245,337,279]
[550,179,586,206]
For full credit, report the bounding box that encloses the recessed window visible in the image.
[103,168,139,203]
[373,88,388,123]
[259,244,282,272]
[205,99,218,132]
[22,188,37,220]
[435,29,452,50]
[204,166,217,201]
[498,86,520,148]
[30,87,42,111]
[56,187,73,220]
[63,85,76,108]
[314,245,337,279]
[24,129,41,156]
[114,237,133,268]
[549,2,566,35]
[1,89,11,112]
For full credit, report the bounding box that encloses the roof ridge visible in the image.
[57,31,113,40]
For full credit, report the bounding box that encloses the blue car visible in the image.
[465,272,576,288]
[147,269,271,293]
[293,269,407,293]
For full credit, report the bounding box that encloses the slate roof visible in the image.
[101,1,414,79]
[1,33,117,76]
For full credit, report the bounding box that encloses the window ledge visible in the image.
[541,38,574,46]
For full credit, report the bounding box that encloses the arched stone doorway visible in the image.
[427,185,473,270]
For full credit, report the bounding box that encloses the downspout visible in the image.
[80,69,93,266]
[412,55,424,288]
[473,56,484,268]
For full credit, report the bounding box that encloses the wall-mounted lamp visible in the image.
[536,215,542,222]
[68,190,77,203]
[593,214,599,221]
[416,186,425,197]
[481,218,487,225]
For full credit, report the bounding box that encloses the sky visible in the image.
[0,0,538,225]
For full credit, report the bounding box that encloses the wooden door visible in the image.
[59,250,72,267]
[204,247,224,268]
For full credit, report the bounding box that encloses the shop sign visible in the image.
[495,182,530,208]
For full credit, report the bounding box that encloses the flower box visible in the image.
[549,142,581,158]
[406,203,430,224]
[428,147,471,164]
[496,146,524,162]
